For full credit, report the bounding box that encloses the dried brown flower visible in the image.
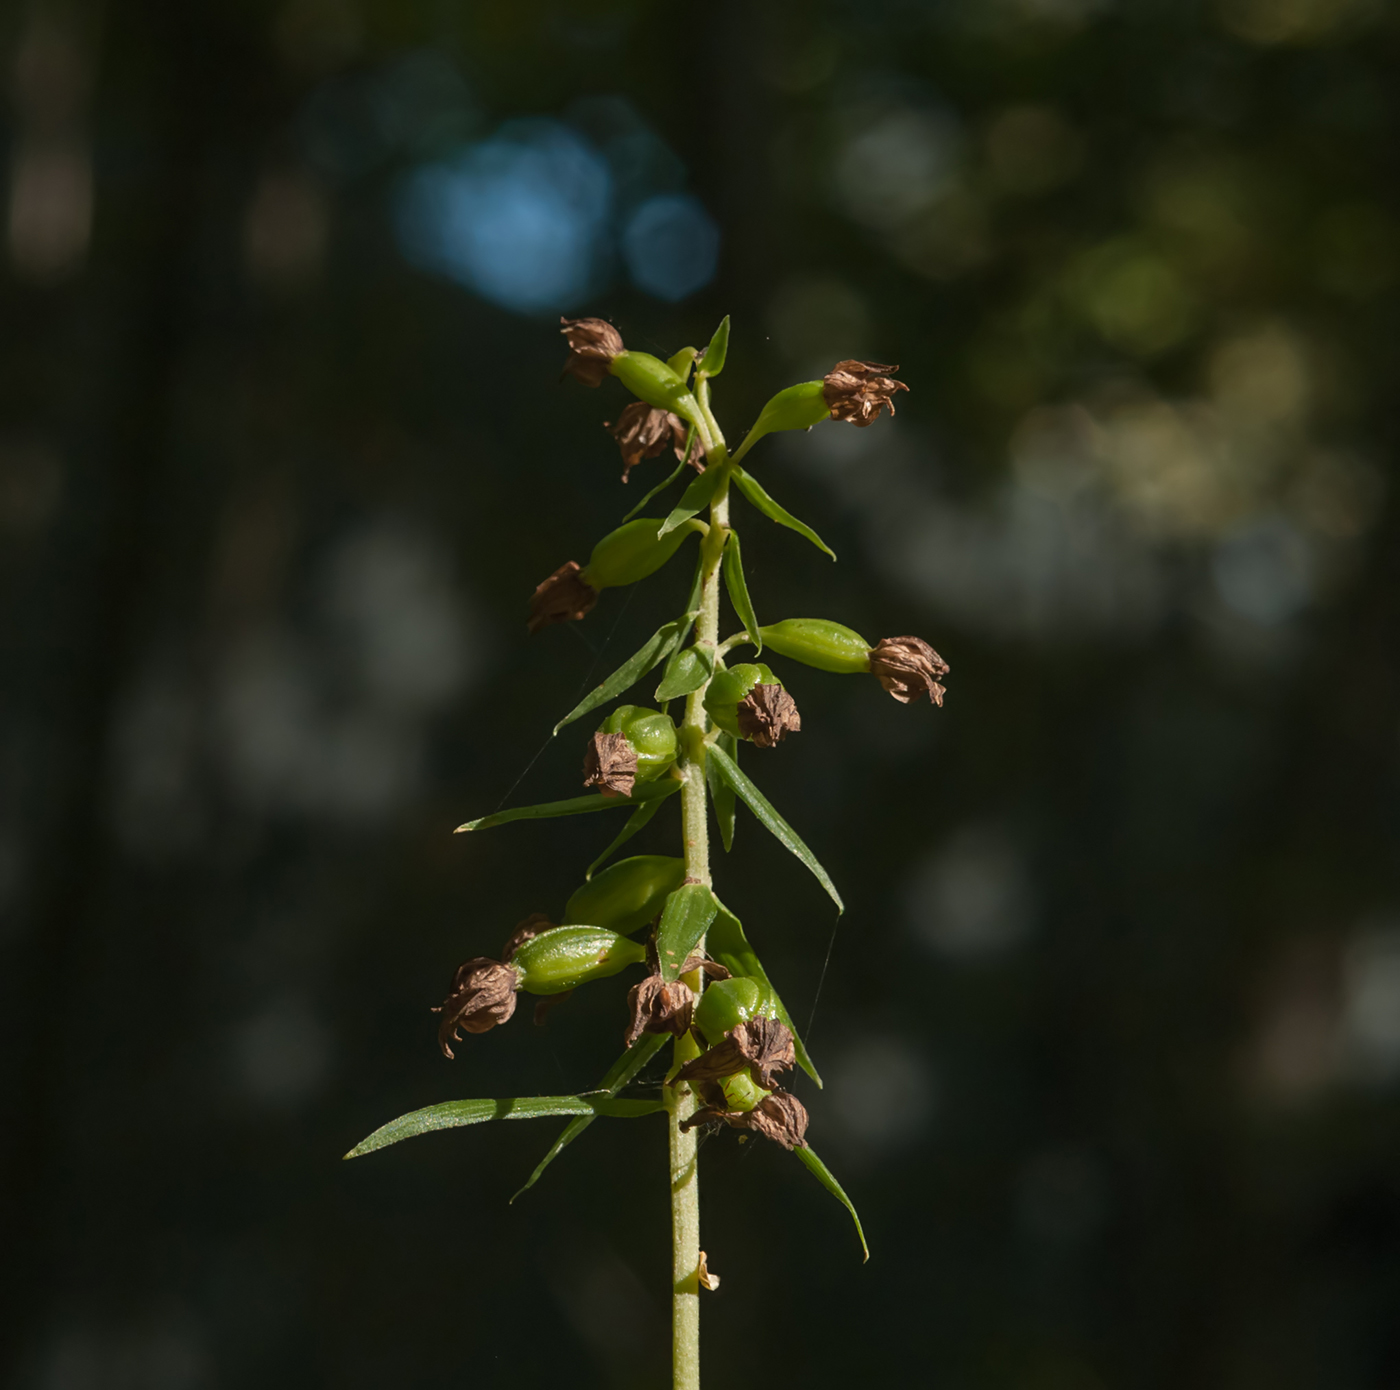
[606,403,700,482]
[675,1016,796,1093]
[736,684,802,748]
[583,731,637,798]
[868,635,950,706]
[502,913,554,962]
[821,360,908,427]
[432,958,521,1057]
[681,1089,810,1150]
[624,973,695,1047]
[560,316,624,387]
[528,560,598,634]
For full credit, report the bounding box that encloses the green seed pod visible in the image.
[565,855,687,936]
[609,351,699,418]
[757,618,872,674]
[717,1070,766,1113]
[749,380,830,438]
[582,518,699,590]
[512,926,647,995]
[702,663,778,737]
[599,704,678,781]
[694,976,775,1046]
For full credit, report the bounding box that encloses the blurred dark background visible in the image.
[3,0,1399,1386]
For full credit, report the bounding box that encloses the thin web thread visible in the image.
[804,911,843,1045]
[490,584,638,814]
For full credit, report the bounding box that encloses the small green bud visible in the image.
[702,663,777,737]
[757,618,872,674]
[749,380,830,438]
[717,1070,766,1113]
[694,976,775,1045]
[565,855,687,936]
[599,705,678,781]
[512,926,646,995]
[609,351,699,418]
[582,518,699,590]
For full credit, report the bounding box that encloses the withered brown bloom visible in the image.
[624,974,695,1047]
[821,360,908,427]
[560,316,624,387]
[583,731,637,798]
[432,957,521,1058]
[625,953,730,1046]
[681,1090,810,1151]
[736,684,801,748]
[502,913,553,962]
[676,1016,796,1093]
[528,560,598,635]
[869,635,949,706]
[606,403,701,482]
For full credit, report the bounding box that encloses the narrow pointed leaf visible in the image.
[457,791,659,834]
[708,900,820,1086]
[345,1093,665,1159]
[659,465,725,538]
[513,1033,669,1199]
[732,466,836,561]
[705,743,843,912]
[700,315,730,377]
[586,795,669,879]
[795,1145,869,1261]
[722,530,761,653]
[622,450,692,523]
[705,731,738,852]
[552,618,684,735]
[654,644,714,702]
[656,883,720,981]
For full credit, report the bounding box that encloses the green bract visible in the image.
[598,704,678,781]
[694,976,775,1045]
[513,926,647,995]
[609,350,699,420]
[582,518,700,590]
[703,662,778,737]
[758,618,871,674]
[565,855,687,936]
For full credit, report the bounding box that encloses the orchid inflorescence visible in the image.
[346,314,948,1389]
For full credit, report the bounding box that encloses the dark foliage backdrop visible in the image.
[2,0,1399,1387]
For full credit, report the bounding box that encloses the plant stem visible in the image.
[668,387,729,1390]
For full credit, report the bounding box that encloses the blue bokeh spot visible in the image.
[621,194,721,302]
[395,120,611,315]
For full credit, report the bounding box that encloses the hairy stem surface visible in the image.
[669,396,729,1390]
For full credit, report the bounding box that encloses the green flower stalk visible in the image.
[348,312,949,1390]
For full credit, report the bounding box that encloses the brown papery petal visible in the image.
[736,684,801,748]
[560,316,624,387]
[527,561,598,634]
[583,731,637,798]
[821,359,908,427]
[624,972,695,1047]
[432,958,521,1057]
[868,635,950,706]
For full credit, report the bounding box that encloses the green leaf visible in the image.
[654,644,715,702]
[586,795,670,878]
[622,450,692,524]
[707,900,820,1086]
[552,618,684,735]
[705,731,738,852]
[700,315,730,377]
[732,466,836,561]
[705,743,844,912]
[656,883,720,981]
[659,465,726,538]
[344,1092,665,1159]
[457,791,658,834]
[795,1145,869,1261]
[513,1033,670,1199]
[722,530,761,653]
